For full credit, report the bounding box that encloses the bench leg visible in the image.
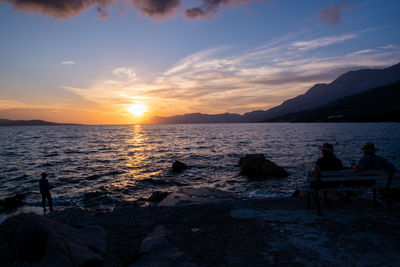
[314,191,322,216]
[373,189,377,205]
[386,191,392,207]
[386,175,393,207]
[306,193,311,209]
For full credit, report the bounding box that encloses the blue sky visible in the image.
[0,0,400,124]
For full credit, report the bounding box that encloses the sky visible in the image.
[0,0,400,124]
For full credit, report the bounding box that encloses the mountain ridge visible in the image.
[241,62,400,121]
[267,81,400,122]
[147,62,400,124]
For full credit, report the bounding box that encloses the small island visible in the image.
[0,119,77,127]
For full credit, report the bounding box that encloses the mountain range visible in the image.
[268,81,400,122]
[147,62,400,124]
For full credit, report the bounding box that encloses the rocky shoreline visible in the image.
[1,187,400,266]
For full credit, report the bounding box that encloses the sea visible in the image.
[1,123,399,221]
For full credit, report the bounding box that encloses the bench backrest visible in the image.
[307,170,395,183]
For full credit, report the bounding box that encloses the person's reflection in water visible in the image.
[39,173,53,213]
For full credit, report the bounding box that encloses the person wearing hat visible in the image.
[352,142,395,172]
[312,143,343,173]
[312,143,343,203]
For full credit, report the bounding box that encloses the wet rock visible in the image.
[172,161,188,172]
[0,213,105,266]
[238,154,288,180]
[146,191,171,203]
[292,189,303,197]
[0,193,26,212]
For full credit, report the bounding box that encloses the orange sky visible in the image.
[1,0,400,124]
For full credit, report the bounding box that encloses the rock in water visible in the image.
[238,154,288,180]
[172,161,188,172]
[0,193,26,212]
[146,191,171,203]
[0,213,105,266]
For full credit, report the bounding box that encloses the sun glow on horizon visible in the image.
[128,104,146,117]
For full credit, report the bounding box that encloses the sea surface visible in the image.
[1,123,399,218]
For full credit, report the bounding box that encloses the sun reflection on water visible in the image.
[115,124,165,189]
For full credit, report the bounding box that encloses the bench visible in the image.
[300,170,398,215]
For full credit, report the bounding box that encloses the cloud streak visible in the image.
[292,34,357,51]
[64,29,400,117]
[60,60,75,65]
[112,67,138,81]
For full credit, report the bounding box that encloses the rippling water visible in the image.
[1,123,399,212]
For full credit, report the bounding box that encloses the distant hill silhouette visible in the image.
[268,82,400,122]
[0,119,75,126]
[146,62,400,124]
[149,113,244,124]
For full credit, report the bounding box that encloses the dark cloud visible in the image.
[185,0,258,20]
[185,7,208,20]
[319,2,354,25]
[1,0,255,20]
[128,0,180,20]
[96,5,110,18]
[1,0,114,19]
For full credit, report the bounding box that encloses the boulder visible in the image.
[0,213,105,266]
[292,189,303,197]
[0,193,26,212]
[146,191,171,203]
[129,225,194,267]
[172,161,188,172]
[46,207,96,227]
[382,187,400,202]
[238,154,288,180]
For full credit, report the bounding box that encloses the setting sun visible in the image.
[128,104,146,117]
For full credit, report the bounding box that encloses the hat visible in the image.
[321,143,334,152]
[362,142,378,152]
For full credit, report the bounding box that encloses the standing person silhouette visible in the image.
[39,173,53,212]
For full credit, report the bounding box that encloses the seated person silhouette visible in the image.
[312,143,343,203]
[352,142,396,201]
[352,142,395,172]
